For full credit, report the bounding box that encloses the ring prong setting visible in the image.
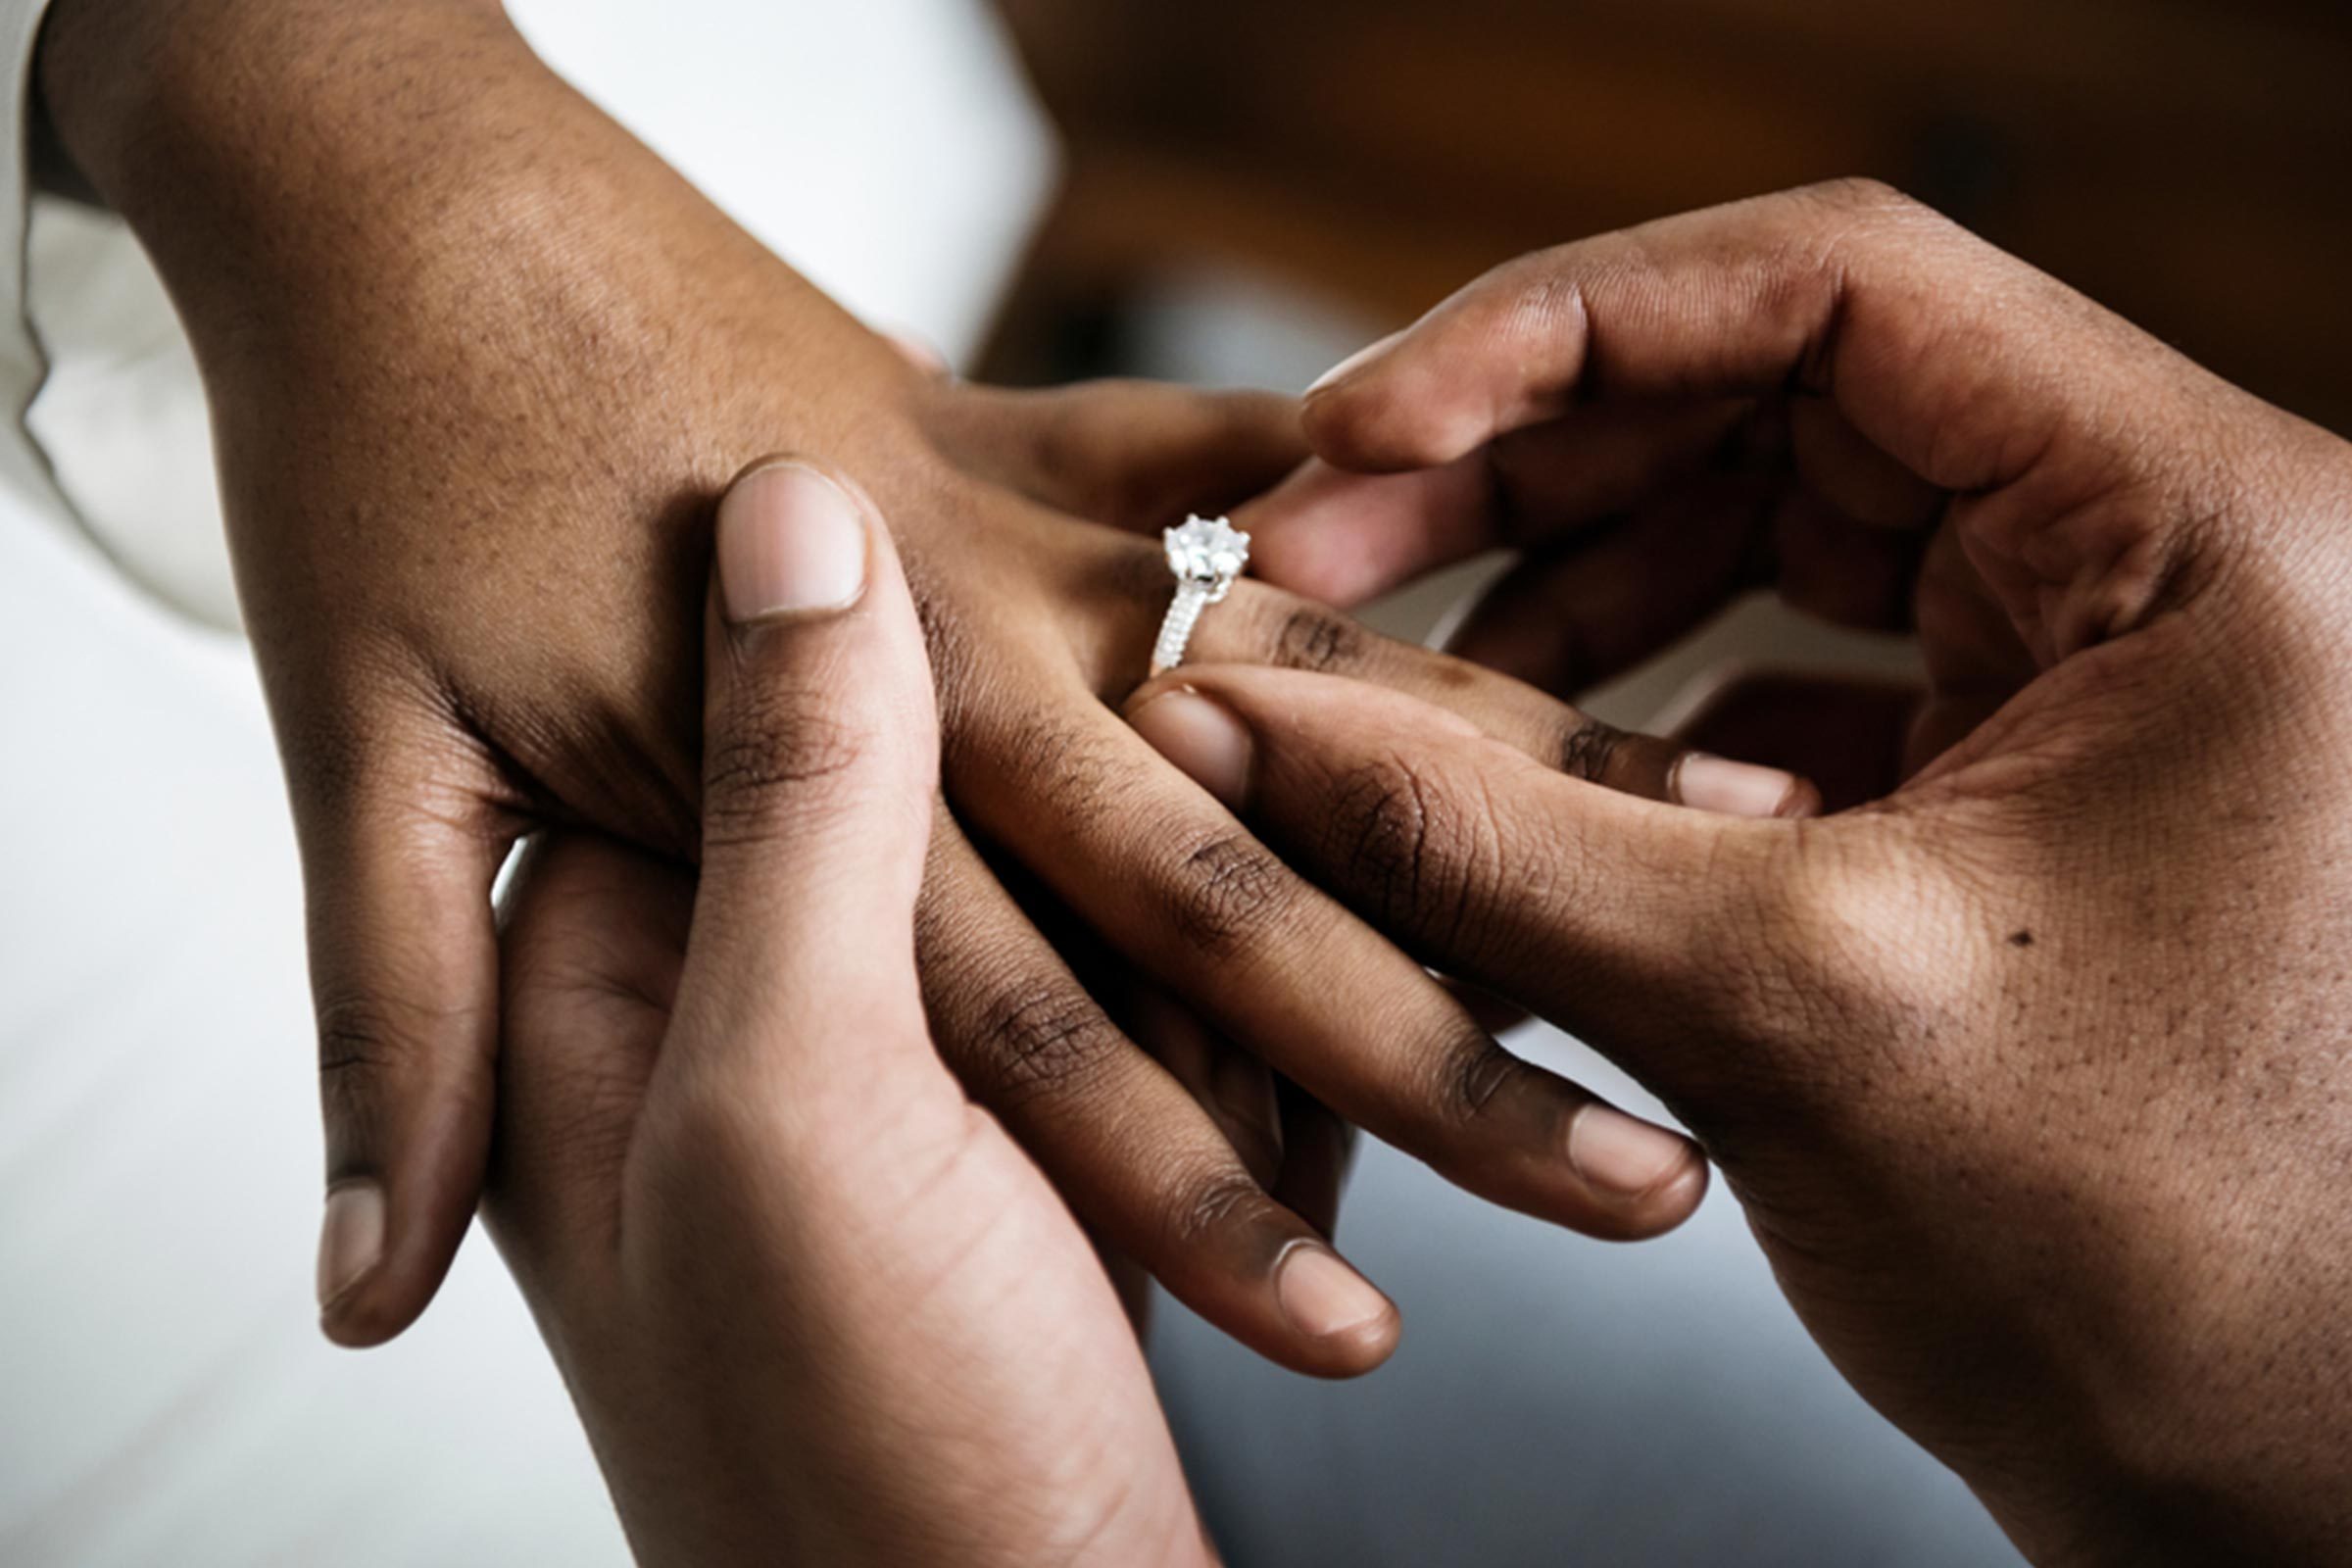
[1152,515,1251,674]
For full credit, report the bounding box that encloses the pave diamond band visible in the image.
[1152,583,1215,675]
[1152,515,1251,675]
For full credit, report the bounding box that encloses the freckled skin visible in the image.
[1173,184,2352,1566]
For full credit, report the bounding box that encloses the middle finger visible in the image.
[953,683,1709,1242]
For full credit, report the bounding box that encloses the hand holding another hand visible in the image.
[1145,182,2352,1565]
[41,0,1789,1364]
[487,466,1215,1568]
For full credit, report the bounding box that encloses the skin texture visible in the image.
[35,0,1778,1365]
[487,466,1212,1568]
[1129,182,2352,1565]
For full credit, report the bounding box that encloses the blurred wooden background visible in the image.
[985,0,2352,432]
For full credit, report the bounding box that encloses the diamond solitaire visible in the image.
[1152,514,1251,675]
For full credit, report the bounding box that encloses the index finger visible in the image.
[1126,663,1803,1113]
[1298,178,2169,495]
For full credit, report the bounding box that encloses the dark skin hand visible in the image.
[37,0,1803,1369]
[487,468,1213,1568]
[1139,182,2352,1564]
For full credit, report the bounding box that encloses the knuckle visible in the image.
[1162,828,1298,959]
[314,989,489,1142]
[316,990,475,1078]
[1800,175,1922,220]
[1162,1164,1272,1250]
[316,992,413,1079]
[1441,1037,1533,1130]
[991,710,1125,824]
[1322,754,1510,960]
[1269,602,1368,675]
[1756,824,1913,971]
[1554,715,1630,786]
[1786,178,1959,270]
[1719,820,1961,1091]
[964,981,1129,1111]
[1493,259,1591,348]
[701,679,868,845]
[1325,757,1436,911]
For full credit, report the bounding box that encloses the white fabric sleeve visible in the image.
[0,0,73,528]
[0,0,245,630]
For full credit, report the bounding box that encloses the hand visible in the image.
[40,0,1783,1361]
[486,464,1210,1568]
[1137,183,2352,1564]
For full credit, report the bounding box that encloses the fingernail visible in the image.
[1276,1243,1389,1340]
[1567,1104,1693,1199]
[317,1181,385,1309]
[1129,688,1253,808]
[1305,329,1404,396]
[716,462,869,622]
[1675,754,1817,818]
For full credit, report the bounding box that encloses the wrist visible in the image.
[36,0,577,314]
[1953,1297,2337,1567]
[31,0,884,416]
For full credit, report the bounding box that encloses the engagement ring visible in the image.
[1152,514,1251,675]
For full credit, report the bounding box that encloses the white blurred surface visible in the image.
[0,502,618,1566]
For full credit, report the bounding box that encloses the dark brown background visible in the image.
[986,0,2352,433]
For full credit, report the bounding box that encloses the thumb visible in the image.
[304,755,507,1348]
[671,461,940,1096]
